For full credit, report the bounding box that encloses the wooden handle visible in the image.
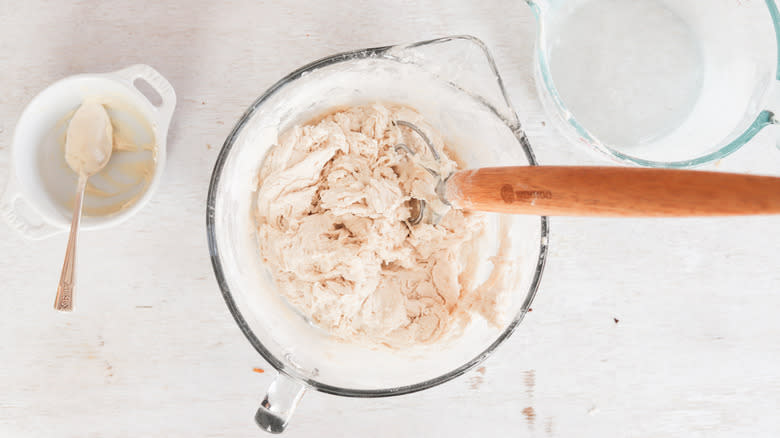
[445,166,780,217]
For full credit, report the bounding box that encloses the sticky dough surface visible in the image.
[255,104,503,348]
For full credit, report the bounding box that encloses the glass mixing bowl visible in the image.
[528,0,780,167]
[206,36,549,433]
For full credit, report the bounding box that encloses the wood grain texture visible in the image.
[0,1,779,437]
[447,166,780,216]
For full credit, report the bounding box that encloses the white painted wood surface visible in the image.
[1,1,780,436]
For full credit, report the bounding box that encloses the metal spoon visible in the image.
[53,101,113,312]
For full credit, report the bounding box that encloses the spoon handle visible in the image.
[54,174,88,312]
[446,166,780,217]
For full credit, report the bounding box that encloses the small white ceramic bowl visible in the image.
[1,64,175,240]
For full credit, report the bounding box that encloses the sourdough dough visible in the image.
[255,104,499,347]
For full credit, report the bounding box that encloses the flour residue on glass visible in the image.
[40,95,157,217]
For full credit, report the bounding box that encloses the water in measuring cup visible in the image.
[549,0,704,148]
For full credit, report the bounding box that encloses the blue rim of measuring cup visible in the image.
[528,0,780,168]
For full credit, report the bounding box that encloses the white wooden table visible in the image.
[2,1,779,436]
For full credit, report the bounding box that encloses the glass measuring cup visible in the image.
[528,0,780,167]
[207,36,549,433]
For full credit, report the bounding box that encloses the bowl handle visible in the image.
[111,64,177,134]
[751,79,780,153]
[0,173,62,240]
[768,0,780,149]
[771,78,780,127]
[255,372,306,434]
